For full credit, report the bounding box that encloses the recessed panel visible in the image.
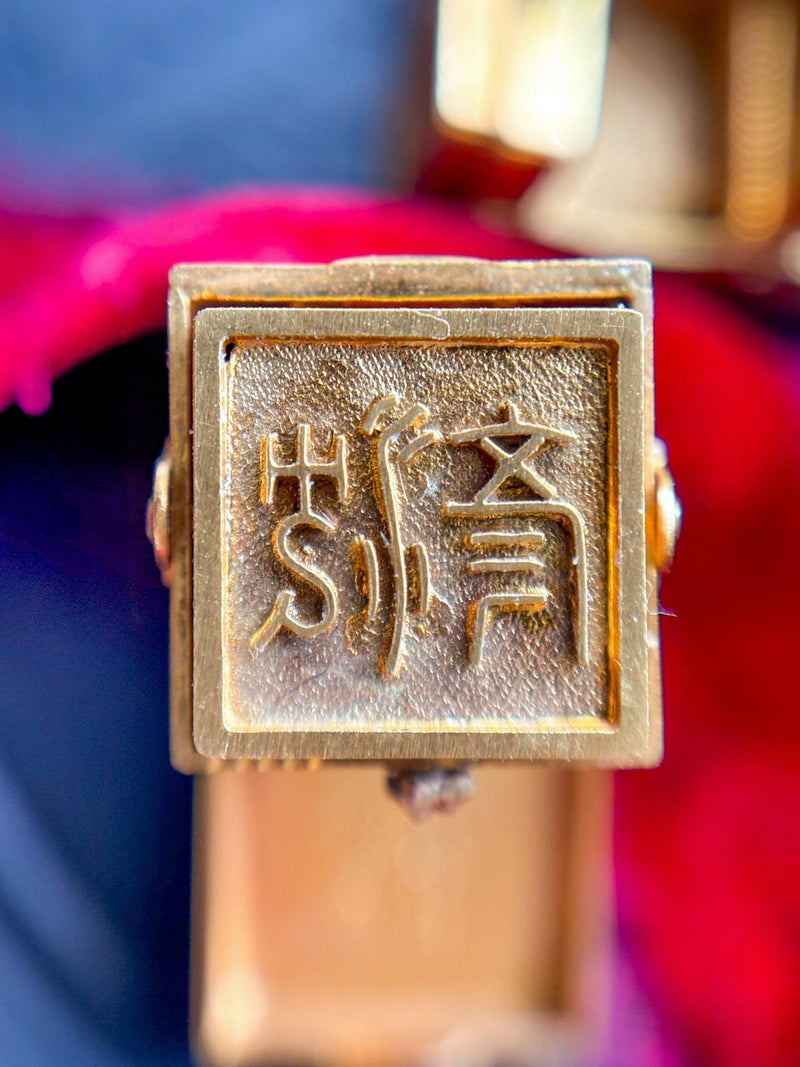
[223,339,611,732]
[193,306,648,761]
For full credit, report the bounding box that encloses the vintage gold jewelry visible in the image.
[150,256,677,773]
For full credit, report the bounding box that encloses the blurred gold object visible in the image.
[146,439,172,586]
[161,256,670,770]
[434,0,800,274]
[521,0,800,270]
[725,0,798,243]
[435,0,612,162]
[192,765,611,1067]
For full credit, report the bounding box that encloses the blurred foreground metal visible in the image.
[192,765,611,1066]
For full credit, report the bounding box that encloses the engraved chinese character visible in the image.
[250,424,348,651]
[443,402,588,666]
[352,395,447,677]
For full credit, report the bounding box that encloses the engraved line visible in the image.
[410,543,432,614]
[251,589,294,651]
[360,537,381,621]
[449,405,576,445]
[298,422,310,464]
[335,434,349,502]
[259,436,269,505]
[397,431,438,465]
[361,393,399,435]
[375,426,407,675]
[479,437,515,463]
[469,589,549,668]
[466,529,546,548]
[467,556,543,574]
[363,398,432,676]
[446,500,575,515]
[297,423,312,513]
[473,432,559,502]
[261,427,348,509]
[250,512,339,651]
[377,413,415,674]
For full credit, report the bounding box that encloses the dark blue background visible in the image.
[0,0,426,208]
[0,339,191,1064]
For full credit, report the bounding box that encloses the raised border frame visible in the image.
[193,306,647,761]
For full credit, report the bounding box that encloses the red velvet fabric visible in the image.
[2,190,799,1067]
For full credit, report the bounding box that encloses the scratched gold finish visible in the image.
[166,257,665,769]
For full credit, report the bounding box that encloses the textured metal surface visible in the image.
[192,305,653,762]
[224,338,608,729]
[167,256,660,770]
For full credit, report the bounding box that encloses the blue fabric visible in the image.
[0,0,423,207]
[0,340,192,1064]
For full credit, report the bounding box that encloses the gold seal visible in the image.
[157,257,675,770]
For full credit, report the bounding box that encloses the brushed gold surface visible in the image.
[167,257,661,770]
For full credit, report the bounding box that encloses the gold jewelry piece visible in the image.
[150,256,678,1064]
[152,256,677,772]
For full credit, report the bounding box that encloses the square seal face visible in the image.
[192,304,655,763]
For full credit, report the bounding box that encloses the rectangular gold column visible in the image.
[192,766,611,1066]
